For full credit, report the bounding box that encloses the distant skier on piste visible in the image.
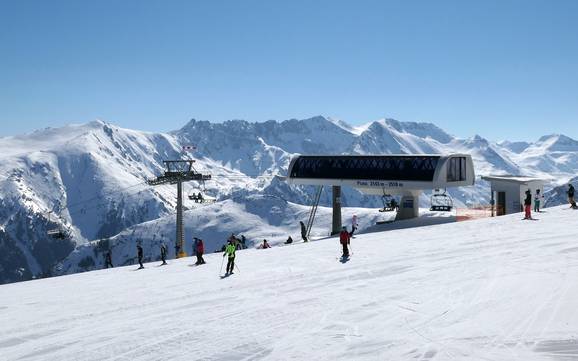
[568,184,576,208]
[300,221,308,242]
[137,244,144,269]
[523,189,532,220]
[105,250,113,269]
[339,226,350,258]
[349,214,359,237]
[534,189,543,213]
[194,238,206,265]
[223,240,236,275]
[160,243,167,265]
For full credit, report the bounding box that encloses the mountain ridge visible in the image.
[1,115,577,284]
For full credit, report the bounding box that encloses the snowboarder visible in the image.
[339,226,350,258]
[259,239,271,249]
[223,240,236,275]
[534,189,543,213]
[568,184,576,208]
[350,214,359,237]
[523,189,532,219]
[300,221,308,242]
[194,238,206,265]
[160,243,167,265]
[104,250,113,269]
[284,236,293,244]
[137,244,144,269]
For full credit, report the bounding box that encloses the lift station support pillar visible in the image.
[332,185,342,235]
[396,190,421,221]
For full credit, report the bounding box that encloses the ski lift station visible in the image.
[286,154,475,234]
[481,175,546,216]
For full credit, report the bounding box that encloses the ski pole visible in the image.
[219,256,225,275]
[234,262,241,273]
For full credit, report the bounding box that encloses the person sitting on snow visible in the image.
[259,239,271,249]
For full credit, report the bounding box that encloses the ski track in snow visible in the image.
[1,206,578,360]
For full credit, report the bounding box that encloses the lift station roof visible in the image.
[286,154,475,195]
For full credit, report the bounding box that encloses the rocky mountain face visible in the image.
[1,116,577,284]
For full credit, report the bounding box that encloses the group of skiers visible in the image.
[523,183,576,220]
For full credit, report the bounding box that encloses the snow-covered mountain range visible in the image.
[1,116,577,284]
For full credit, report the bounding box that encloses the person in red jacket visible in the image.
[194,237,206,265]
[339,226,350,258]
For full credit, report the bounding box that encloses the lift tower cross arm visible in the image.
[147,160,211,258]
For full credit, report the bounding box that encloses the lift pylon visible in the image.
[148,160,211,258]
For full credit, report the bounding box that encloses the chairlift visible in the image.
[430,189,453,212]
[188,190,206,203]
[379,191,399,212]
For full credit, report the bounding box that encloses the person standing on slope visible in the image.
[223,240,236,275]
[105,250,113,269]
[300,221,308,242]
[160,243,167,265]
[339,226,350,258]
[195,238,206,265]
[137,244,144,269]
[568,184,576,208]
[534,189,543,213]
[523,189,532,219]
[350,214,359,237]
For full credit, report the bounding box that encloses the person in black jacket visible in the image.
[523,189,532,219]
[568,184,576,208]
[300,221,308,242]
[160,243,167,265]
[105,250,113,269]
[137,244,144,269]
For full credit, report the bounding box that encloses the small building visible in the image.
[481,175,546,216]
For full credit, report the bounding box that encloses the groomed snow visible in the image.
[1,206,578,360]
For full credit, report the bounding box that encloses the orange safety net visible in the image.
[456,206,503,222]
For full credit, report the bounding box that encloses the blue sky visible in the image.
[1,0,577,141]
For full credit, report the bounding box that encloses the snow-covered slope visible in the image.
[1,206,578,360]
[1,116,578,285]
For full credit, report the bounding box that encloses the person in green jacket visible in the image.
[223,240,236,275]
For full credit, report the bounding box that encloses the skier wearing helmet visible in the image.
[339,226,350,258]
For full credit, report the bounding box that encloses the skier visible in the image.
[284,236,293,244]
[197,192,204,203]
[534,189,543,213]
[259,239,271,249]
[160,243,167,265]
[390,198,399,211]
[195,238,206,265]
[339,226,350,258]
[240,235,247,249]
[523,189,532,219]
[137,244,144,269]
[568,184,576,208]
[300,221,308,242]
[104,250,113,269]
[350,214,359,237]
[223,240,236,275]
